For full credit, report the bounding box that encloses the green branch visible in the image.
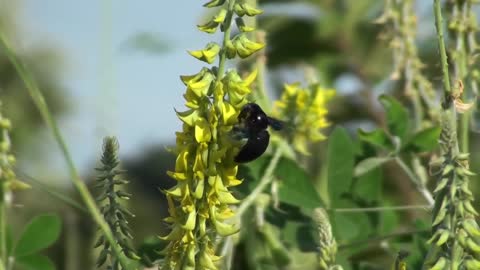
[434,0,452,96]
[0,33,132,270]
[236,147,283,217]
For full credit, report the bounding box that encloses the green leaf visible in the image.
[404,126,441,152]
[354,157,393,177]
[379,95,410,141]
[236,155,271,195]
[17,254,55,270]
[380,201,399,234]
[354,167,383,204]
[275,158,323,209]
[327,127,355,206]
[358,128,393,149]
[14,214,62,257]
[332,202,373,242]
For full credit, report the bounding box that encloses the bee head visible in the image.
[238,103,269,133]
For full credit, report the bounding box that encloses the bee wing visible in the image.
[267,117,284,131]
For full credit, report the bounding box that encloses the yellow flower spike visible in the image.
[180,68,208,86]
[216,206,235,220]
[175,148,191,172]
[225,40,237,59]
[165,183,185,197]
[274,82,335,155]
[197,21,219,34]
[193,150,206,173]
[214,179,240,204]
[167,171,188,181]
[213,82,225,102]
[187,71,214,97]
[184,89,200,109]
[203,0,226,8]
[194,117,212,143]
[201,43,221,63]
[198,216,207,236]
[233,38,251,59]
[215,220,240,236]
[181,209,197,230]
[186,244,196,266]
[159,226,183,241]
[199,249,218,270]
[234,3,263,17]
[175,109,199,127]
[284,82,300,95]
[212,9,227,23]
[194,180,205,199]
[188,42,221,64]
[164,0,266,267]
[220,101,238,125]
[242,68,258,86]
[242,37,266,53]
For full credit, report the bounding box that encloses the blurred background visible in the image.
[0,0,470,269]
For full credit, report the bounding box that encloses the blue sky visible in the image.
[16,1,434,182]
[20,1,217,181]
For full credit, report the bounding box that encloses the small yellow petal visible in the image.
[195,118,212,143]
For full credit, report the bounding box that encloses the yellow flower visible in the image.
[273,82,335,155]
[162,0,266,268]
[162,67,258,270]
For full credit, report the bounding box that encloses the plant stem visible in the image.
[330,205,430,213]
[433,0,462,268]
[236,147,283,217]
[0,34,132,270]
[216,0,237,80]
[0,200,5,268]
[394,157,434,205]
[14,170,88,214]
[435,0,452,96]
[451,0,470,153]
[338,229,428,249]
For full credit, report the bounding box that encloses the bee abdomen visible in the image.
[234,130,270,163]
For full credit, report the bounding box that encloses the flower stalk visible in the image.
[447,0,479,152]
[0,32,133,270]
[94,137,138,269]
[313,208,343,270]
[0,103,29,268]
[379,0,438,127]
[161,0,265,269]
[422,1,480,269]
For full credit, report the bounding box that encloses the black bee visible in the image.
[233,103,283,163]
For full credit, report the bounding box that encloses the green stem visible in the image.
[216,0,237,80]
[452,1,470,153]
[461,112,469,152]
[395,157,434,205]
[338,229,428,249]
[0,199,5,268]
[246,0,270,111]
[330,205,430,213]
[433,0,462,268]
[0,34,132,270]
[434,0,453,96]
[236,147,283,217]
[15,170,88,214]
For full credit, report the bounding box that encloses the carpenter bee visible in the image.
[233,103,283,163]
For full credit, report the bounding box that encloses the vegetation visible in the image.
[1,0,480,269]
